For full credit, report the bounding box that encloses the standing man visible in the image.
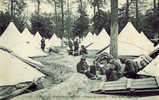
[74,39,79,51]
[41,37,45,51]
[68,39,73,50]
[68,39,73,55]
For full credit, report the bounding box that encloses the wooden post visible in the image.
[110,0,118,59]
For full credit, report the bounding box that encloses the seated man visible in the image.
[120,55,152,78]
[104,59,123,81]
[80,45,88,55]
[76,56,99,80]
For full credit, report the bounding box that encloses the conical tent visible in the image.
[21,28,34,43]
[81,32,94,46]
[93,34,98,40]
[12,30,47,57]
[46,34,61,47]
[87,29,110,50]
[12,42,47,58]
[33,32,42,48]
[140,32,154,53]
[0,22,23,49]
[0,50,45,86]
[94,29,110,50]
[119,22,144,48]
[118,22,150,55]
[105,41,148,56]
[33,32,42,46]
[138,55,159,76]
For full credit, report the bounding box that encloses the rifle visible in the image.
[96,44,110,54]
[85,43,93,48]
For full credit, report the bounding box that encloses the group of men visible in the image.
[76,52,153,81]
[68,39,88,56]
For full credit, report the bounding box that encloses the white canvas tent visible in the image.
[0,22,24,49]
[116,22,151,55]
[0,50,45,86]
[138,55,159,76]
[12,42,47,58]
[105,22,150,56]
[140,32,154,53]
[33,32,42,48]
[46,34,62,47]
[95,29,110,50]
[81,32,95,46]
[21,28,34,43]
[105,41,148,56]
[86,29,110,50]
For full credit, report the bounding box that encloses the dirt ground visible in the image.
[11,47,159,100]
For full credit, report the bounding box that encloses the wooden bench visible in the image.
[91,77,159,95]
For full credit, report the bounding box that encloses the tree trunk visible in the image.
[79,0,83,10]
[126,0,129,21]
[11,0,14,18]
[136,0,139,28]
[53,0,57,16]
[37,0,40,14]
[97,3,100,15]
[158,0,159,8]
[67,0,69,17]
[94,6,96,16]
[154,0,156,10]
[61,0,64,47]
[110,0,118,59]
[67,0,70,38]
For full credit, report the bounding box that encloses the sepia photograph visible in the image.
[0,0,159,100]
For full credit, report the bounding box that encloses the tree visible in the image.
[0,0,27,33]
[92,10,111,35]
[136,0,139,28]
[30,12,54,38]
[88,0,104,15]
[72,2,89,39]
[60,0,64,40]
[110,0,118,58]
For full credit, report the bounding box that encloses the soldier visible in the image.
[76,56,99,80]
[74,39,79,51]
[68,39,73,51]
[104,59,123,81]
[68,39,73,55]
[41,37,45,51]
[80,45,88,55]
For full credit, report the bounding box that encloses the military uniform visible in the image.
[41,38,45,51]
[80,45,88,55]
[68,40,73,55]
[77,60,89,74]
[74,39,79,51]
[104,59,123,81]
[76,57,97,79]
[68,40,73,50]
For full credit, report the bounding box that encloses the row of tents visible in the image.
[0,22,63,58]
[80,21,159,77]
[81,22,155,56]
[0,22,50,86]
